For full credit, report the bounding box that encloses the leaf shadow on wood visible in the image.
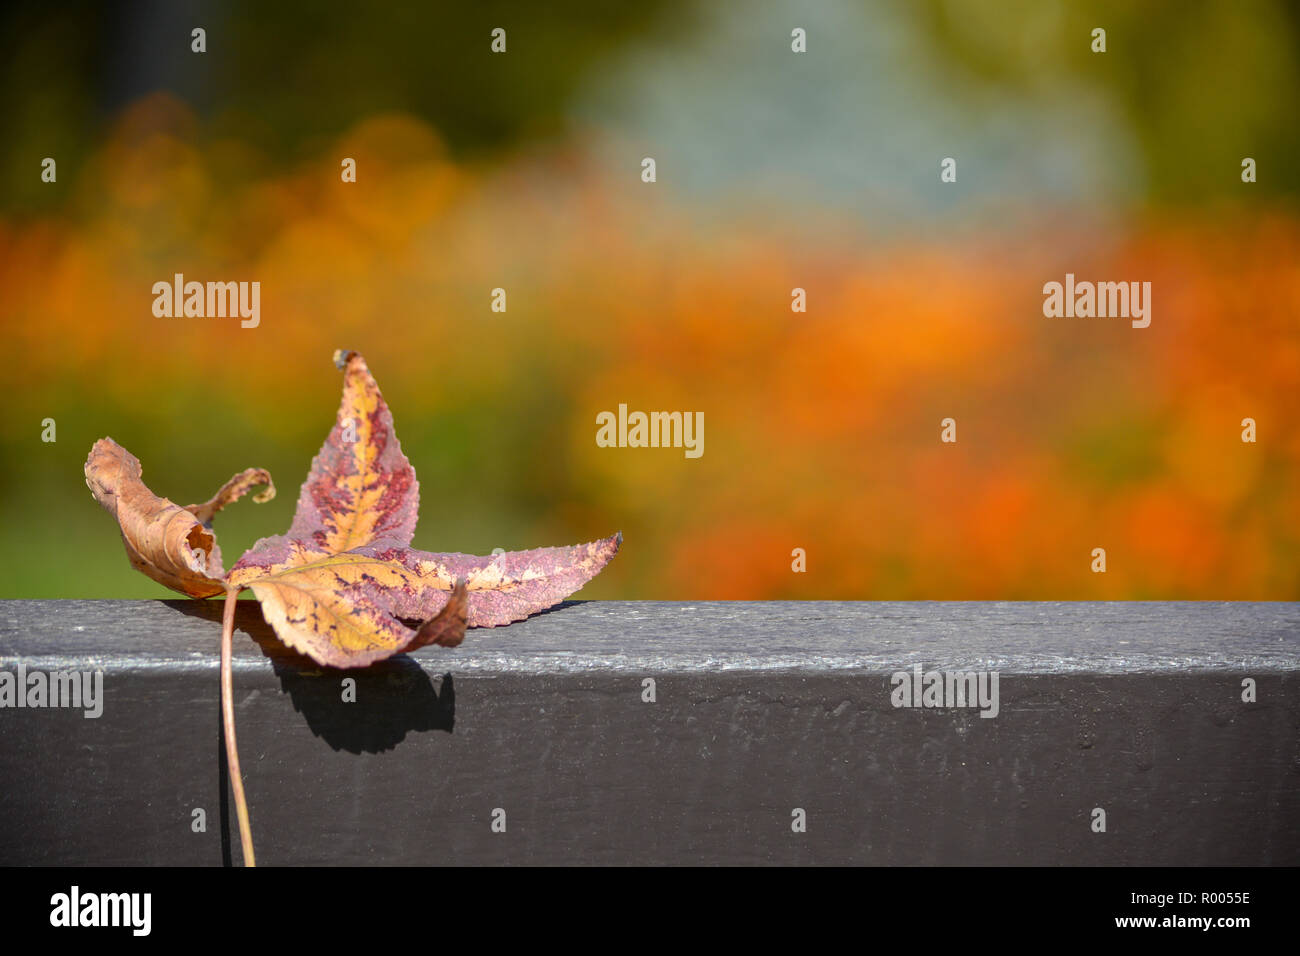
[168,600,456,756]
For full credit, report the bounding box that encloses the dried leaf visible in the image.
[226,538,462,667]
[366,534,624,627]
[184,467,275,525]
[286,349,418,554]
[226,351,621,667]
[409,580,469,649]
[85,437,275,598]
[87,349,621,866]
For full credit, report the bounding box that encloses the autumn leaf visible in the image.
[365,536,625,627]
[86,350,621,661]
[283,349,419,554]
[226,540,460,668]
[84,437,275,598]
[221,347,436,667]
[226,349,621,668]
[85,348,621,866]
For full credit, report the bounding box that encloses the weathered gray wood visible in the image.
[4,599,1298,672]
[1,600,1296,865]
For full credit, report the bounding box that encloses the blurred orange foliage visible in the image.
[2,95,1297,599]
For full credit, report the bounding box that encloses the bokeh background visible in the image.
[2,0,1298,600]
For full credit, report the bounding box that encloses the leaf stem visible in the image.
[221,587,256,867]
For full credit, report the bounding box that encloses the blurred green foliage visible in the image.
[4,0,1298,216]
[914,0,1300,205]
[0,0,688,214]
